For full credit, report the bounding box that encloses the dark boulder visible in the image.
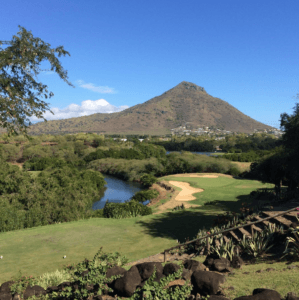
[135,262,163,281]
[0,293,12,300]
[213,257,232,272]
[231,255,244,269]
[163,263,180,276]
[184,260,206,272]
[0,282,15,293]
[113,265,142,297]
[191,270,226,296]
[233,288,282,300]
[23,285,46,300]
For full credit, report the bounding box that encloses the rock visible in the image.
[0,282,15,293]
[191,270,226,296]
[231,255,244,269]
[203,253,219,268]
[208,296,230,300]
[0,293,13,300]
[135,262,163,281]
[163,263,180,276]
[106,266,127,290]
[233,288,282,300]
[213,257,231,272]
[113,265,142,297]
[106,266,127,279]
[23,285,46,300]
[183,260,206,272]
[182,268,193,281]
[286,292,299,300]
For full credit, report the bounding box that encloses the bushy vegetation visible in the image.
[131,189,159,203]
[152,132,282,153]
[103,200,152,219]
[0,162,106,232]
[84,143,166,163]
[87,152,241,181]
[221,149,278,162]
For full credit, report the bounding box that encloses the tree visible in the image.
[279,99,299,196]
[0,26,73,136]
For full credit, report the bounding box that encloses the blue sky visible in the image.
[2,0,299,129]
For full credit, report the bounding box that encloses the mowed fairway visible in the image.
[159,173,274,213]
[0,173,274,284]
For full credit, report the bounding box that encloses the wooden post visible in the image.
[164,251,167,262]
[206,237,210,255]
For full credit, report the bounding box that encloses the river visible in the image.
[92,175,145,210]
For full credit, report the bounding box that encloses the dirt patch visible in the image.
[147,182,170,207]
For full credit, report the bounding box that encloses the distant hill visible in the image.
[26,81,274,135]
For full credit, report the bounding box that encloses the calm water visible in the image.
[166,151,218,156]
[92,175,145,210]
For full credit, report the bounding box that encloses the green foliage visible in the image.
[281,211,299,261]
[51,248,128,298]
[103,201,152,219]
[209,237,238,261]
[0,26,73,136]
[9,248,128,299]
[10,271,39,296]
[139,173,157,187]
[23,156,67,170]
[131,189,159,203]
[0,143,20,161]
[84,144,165,163]
[129,265,192,300]
[227,166,241,176]
[88,152,236,181]
[0,166,106,232]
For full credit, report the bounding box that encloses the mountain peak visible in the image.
[175,81,206,92]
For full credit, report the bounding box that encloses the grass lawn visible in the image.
[159,174,274,213]
[0,173,279,290]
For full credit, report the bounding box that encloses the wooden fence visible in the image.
[162,206,299,262]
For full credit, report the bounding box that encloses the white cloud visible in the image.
[76,80,116,94]
[30,99,129,122]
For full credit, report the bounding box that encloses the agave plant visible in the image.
[281,214,299,261]
[209,236,237,261]
[243,227,275,258]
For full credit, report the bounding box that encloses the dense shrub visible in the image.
[131,189,159,203]
[23,157,67,170]
[0,165,106,232]
[87,153,237,181]
[84,144,166,163]
[103,201,152,218]
[226,166,242,176]
[139,173,157,187]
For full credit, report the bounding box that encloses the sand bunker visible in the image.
[168,181,204,201]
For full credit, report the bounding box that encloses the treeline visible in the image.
[87,152,242,181]
[151,133,282,153]
[221,149,282,162]
[0,163,106,232]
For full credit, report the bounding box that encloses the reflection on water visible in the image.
[92,175,144,210]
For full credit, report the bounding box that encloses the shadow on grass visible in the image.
[137,193,267,242]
